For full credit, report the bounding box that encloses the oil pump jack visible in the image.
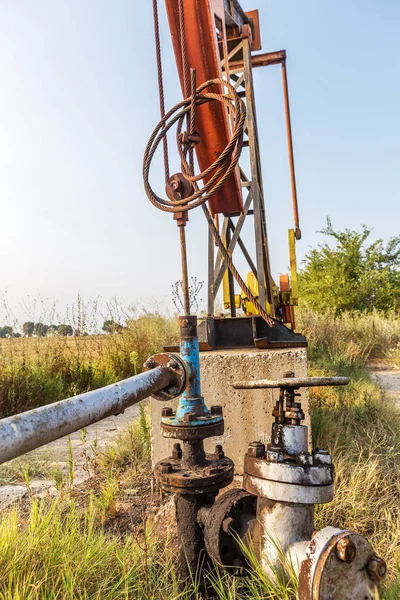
[143,0,387,597]
[0,1,386,599]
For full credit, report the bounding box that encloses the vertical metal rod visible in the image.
[282,60,301,240]
[226,225,236,317]
[242,37,268,310]
[208,224,214,315]
[180,226,191,315]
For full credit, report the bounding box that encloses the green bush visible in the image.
[298,219,400,313]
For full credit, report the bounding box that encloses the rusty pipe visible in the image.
[179,225,191,315]
[234,376,350,389]
[0,367,175,465]
[282,60,301,240]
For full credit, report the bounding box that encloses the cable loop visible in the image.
[143,78,246,213]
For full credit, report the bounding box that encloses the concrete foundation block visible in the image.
[151,348,310,475]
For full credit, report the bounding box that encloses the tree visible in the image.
[48,324,59,336]
[298,219,400,314]
[22,321,35,337]
[58,324,73,336]
[0,326,13,338]
[34,322,49,337]
[102,319,123,334]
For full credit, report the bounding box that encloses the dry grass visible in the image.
[0,312,179,418]
[297,306,400,369]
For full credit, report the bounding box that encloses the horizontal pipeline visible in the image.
[0,366,174,465]
[233,377,350,389]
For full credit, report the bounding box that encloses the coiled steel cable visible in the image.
[143,78,246,213]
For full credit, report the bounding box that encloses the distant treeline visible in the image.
[0,319,124,338]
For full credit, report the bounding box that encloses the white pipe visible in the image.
[0,366,173,464]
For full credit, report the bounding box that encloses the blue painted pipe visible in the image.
[161,316,223,428]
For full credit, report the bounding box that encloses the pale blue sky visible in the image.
[0,0,399,318]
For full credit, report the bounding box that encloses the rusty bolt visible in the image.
[222,516,239,534]
[183,412,197,422]
[248,441,265,458]
[208,467,219,475]
[172,443,182,460]
[167,360,178,369]
[297,452,313,466]
[144,358,156,369]
[367,556,387,581]
[169,387,178,396]
[313,448,332,465]
[210,405,223,415]
[161,407,173,417]
[158,462,173,474]
[336,538,357,563]
[214,444,224,459]
[267,446,285,463]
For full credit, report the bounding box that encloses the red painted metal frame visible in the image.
[164,0,243,215]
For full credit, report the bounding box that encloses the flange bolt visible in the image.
[313,448,332,465]
[214,444,224,459]
[158,462,173,474]
[248,441,266,458]
[172,443,182,459]
[336,538,357,563]
[161,407,173,417]
[367,556,387,581]
[144,358,156,369]
[210,405,223,415]
[183,412,197,422]
[167,360,179,369]
[267,446,285,463]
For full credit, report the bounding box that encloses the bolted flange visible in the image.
[298,528,385,600]
[154,453,234,495]
[160,419,224,440]
[203,488,257,575]
[143,352,188,401]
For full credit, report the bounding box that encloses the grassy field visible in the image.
[0,308,399,598]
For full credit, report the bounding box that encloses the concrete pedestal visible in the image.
[151,348,310,475]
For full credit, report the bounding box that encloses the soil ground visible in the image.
[0,403,141,508]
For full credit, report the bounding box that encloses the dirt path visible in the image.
[370,366,400,401]
[0,403,141,509]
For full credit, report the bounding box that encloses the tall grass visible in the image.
[297,306,400,370]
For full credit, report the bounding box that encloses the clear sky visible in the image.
[0,0,399,320]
